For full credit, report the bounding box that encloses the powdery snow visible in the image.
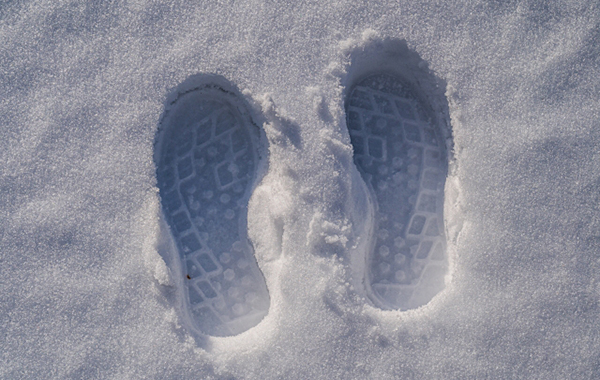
[2,1,600,379]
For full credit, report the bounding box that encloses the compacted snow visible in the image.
[2,1,600,379]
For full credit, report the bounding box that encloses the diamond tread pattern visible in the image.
[347,74,448,310]
[157,90,269,336]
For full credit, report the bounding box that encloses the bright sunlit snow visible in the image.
[2,1,600,379]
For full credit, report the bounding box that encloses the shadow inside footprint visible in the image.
[344,38,453,311]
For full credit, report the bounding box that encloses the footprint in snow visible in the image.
[154,39,453,337]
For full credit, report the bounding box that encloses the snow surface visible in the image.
[2,0,600,379]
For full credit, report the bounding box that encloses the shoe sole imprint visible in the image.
[156,80,269,336]
[347,73,448,310]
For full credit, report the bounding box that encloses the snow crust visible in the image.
[2,0,600,378]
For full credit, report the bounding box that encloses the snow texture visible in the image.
[2,1,600,379]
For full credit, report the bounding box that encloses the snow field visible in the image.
[2,1,600,379]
